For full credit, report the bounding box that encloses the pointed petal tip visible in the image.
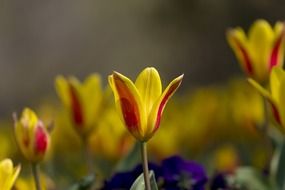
[112,71,124,79]
[175,74,184,84]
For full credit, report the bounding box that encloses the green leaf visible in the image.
[130,170,158,190]
[270,139,285,190]
[115,141,141,172]
[68,175,95,190]
[229,167,273,190]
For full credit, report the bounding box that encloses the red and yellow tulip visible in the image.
[249,67,285,131]
[108,67,183,142]
[227,19,285,83]
[0,158,21,190]
[55,74,108,137]
[14,108,50,163]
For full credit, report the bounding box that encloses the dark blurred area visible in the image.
[1,0,285,116]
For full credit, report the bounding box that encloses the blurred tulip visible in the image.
[55,74,108,137]
[0,158,20,190]
[14,108,50,163]
[227,19,285,83]
[108,67,183,142]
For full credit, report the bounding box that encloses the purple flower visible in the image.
[102,163,161,189]
[161,156,207,190]
[103,155,207,190]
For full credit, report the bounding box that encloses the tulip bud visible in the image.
[14,108,50,163]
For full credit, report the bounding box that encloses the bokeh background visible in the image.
[0,0,285,116]
[1,1,285,189]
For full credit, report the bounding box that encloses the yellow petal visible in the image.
[8,164,21,190]
[67,77,85,126]
[81,74,103,128]
[0,159,20,190]
[21,108,38,130]
[227,28,253,76]
[270,67,285,103]
[146,74,183,141]
[275,68,285,127]
[135,67,162,115]
[109,72,146,140]
[248,19,275,81]
[270,22,285,68]
[55,76,70,107]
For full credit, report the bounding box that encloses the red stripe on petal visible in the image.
[233,38,253,75]
[35,123,48,154]
[269,32,284,69]
[113,75,140,134]
[153,79,182,133]
[120,98,139,132]
[270,102,282,125]
[69,83,84,126]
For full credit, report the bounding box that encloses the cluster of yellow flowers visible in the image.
[1,19,285,189]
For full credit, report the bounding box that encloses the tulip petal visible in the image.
[109,72,146,140]
[248,20,275,81]
[0,159,13,189]
[56,76,84,126]
[135,67,162,114]
[10,164,21,189]
[0,159,20,190]
[55,76,70,107]
[34,121,49,154]
[269,23,285,69]
[68,79,84,126]
[82,74,103,127]
[147,74,183,139]
[227,28,253,75]
[276,70,285,127]
[270,67,285,103]
[5,164,21,190]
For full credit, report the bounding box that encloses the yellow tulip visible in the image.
[227,19,285,83]
[55,74,107,137]
[248,67,285,130]
[0,158,20,190]
[14,108,50,162]
[108,67,183,142]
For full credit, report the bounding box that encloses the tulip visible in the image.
[55,74,106,137]
[108,67,183,142]
[109,67,183,190]
[0,158,21,190]
[14,108,51,190]
[14,108,50,163]
[227,19,285,83]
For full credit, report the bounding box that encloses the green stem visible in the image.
[262,96,269,134]
[262,95,274,173]
[31,163,41,190]
[140,142,151,190]
[83,141,94,175]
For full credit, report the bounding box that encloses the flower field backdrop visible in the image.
[1,1,285,190]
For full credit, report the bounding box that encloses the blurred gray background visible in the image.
[0,0,285,116]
